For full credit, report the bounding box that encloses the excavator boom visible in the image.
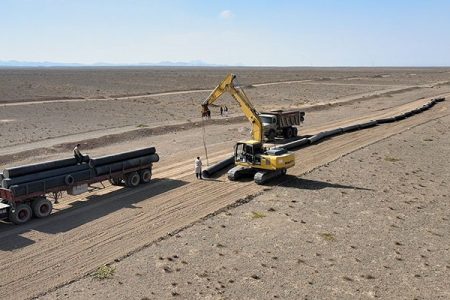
[201,73,263,142]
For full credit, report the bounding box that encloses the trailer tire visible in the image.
[31,197,53,218]
[125,171,140,187]
[109,177,122,186]
[139,169,152,183]
[9,203,32,224]
[293,127,298,137]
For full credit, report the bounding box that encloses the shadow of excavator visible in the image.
[277,175,373,191]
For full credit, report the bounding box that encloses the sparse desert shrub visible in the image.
[93,264,116,279]
[251,211,266,219]
[319,232,336,241]
[384,156,400,162]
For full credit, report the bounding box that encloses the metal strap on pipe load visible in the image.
[202,156,234,178]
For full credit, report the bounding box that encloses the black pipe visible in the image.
[202,156,234,178]
[94,154,159,176]
[90,147,156,167]
[281,138,310,150]
[307,132,326,144]
[9,169,94,197]
[321,128,344,138]
[341,124,360,132]
[376,117,396,124]
[2,164,90,188]
[3,157,79,178]
[358,120,378,129]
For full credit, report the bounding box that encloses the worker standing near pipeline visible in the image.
[194,157,203,179]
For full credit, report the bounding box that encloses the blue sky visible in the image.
[1,0,449,66]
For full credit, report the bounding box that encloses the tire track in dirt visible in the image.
[0,99,448,300]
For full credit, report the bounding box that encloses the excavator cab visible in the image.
[234,141,262,165]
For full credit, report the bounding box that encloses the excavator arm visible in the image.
[201,73,263,142]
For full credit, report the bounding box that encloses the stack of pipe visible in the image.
[2,157,92,197]
[1,146,159,198]
[90,147,159,176]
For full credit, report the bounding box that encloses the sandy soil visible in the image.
[41,113,450,300]
[0,68,449,144]
[42,116,450,299]
[0,96,448,300]
[0,68,449,156]
[0,68,449,299]
[1,67,449,103]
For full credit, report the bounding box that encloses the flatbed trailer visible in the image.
[0,151,158,225]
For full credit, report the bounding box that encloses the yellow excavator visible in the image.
[201,73,295,184]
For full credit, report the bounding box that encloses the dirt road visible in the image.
[0,96,447,299]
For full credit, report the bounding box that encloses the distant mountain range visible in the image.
[0,60,225,67]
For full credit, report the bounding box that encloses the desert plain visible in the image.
[0,67,449,299]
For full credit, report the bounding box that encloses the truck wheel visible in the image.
[9,203,32,224]
[286,127,293,139]
[268,130,276,141]
[109,177,122,186]
[125,171,140,187]
[139,169,152,183]
[31,197,53,218]
[293,127,298,137]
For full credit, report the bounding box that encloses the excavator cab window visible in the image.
[235,143,245,162]
[235,143,262,165]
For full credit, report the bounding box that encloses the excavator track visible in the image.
[254,169,287,185]
[227,166,256,181]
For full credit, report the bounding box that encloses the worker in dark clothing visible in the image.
[220,106,223,116]
[73,143,84,164]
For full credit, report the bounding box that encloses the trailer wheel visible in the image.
[125,171,140,187]
[31,197,53,218]
[109,177,122,186]
[9,203,32,225]
[139,169,152,183]
[293,127,298,137]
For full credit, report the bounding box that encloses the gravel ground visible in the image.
[41,114,450,299]
[2,67,449,102]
